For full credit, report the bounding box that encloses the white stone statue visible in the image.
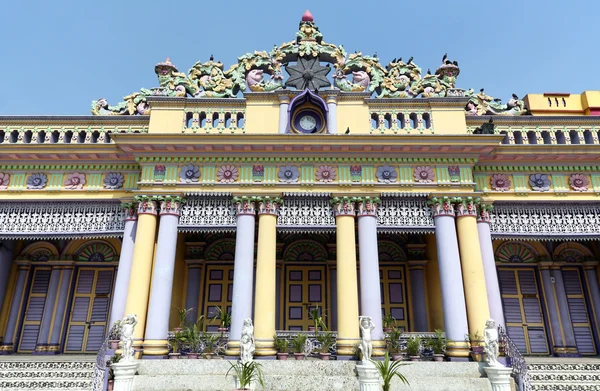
[120,314,138,362]
[240,318,255,363]
[484,318,502,367]
[359,316,374,363]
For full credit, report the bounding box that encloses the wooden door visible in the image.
[284,265,327,331]
[202,265,233,331]
[562,267,597,355]
[64,268,114,353]
[380,266,409,332]
[17,267,51,352]
[498,268,549,355]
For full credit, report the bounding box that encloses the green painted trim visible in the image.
[398,166,412,183]
[591,174,600,195]
[202,165,216,185]
[474,174,488,193]
[473,165,600,173]
[551,174,567,193]
[11,173,26,190]
[124,173,139,190]
[135,156,477,164]
[87,173,103,190]
[436,166,450,184]
[459,167,472,183]
[48,173,64,191]
[0,164,140,171]
[301,166,314,185]
[512,174,529,195]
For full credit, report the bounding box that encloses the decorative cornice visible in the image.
[474,165,600,172]
[135,155,478,164]
[0,164,139,171]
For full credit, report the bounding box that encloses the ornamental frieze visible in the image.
[474,169,598,195]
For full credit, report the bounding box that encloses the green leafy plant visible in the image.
[273,335,289,353]
[227,361,264,390]
[307,305,326,331]
[185,322,204,353]
[292,333,308,354]
[202,332,220,355]
[386,327,402,353]
[172,330,188,353]
[465,331,483,343]
[405,336,421,357]
[107,353,122,380]
[316,331,335,353]
[382,313,396,329]
[211,306,232,329]
[428,329,446,355]
[175,307,193,329]
[371,352,409,391]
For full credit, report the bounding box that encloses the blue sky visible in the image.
[0,0,597,115]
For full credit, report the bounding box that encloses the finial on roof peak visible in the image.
[302,9,314,22]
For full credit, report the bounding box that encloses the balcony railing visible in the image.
[369,110,433,134]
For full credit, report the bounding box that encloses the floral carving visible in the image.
[253,165,264,182]
[65,172,86,190]
[448,166,460,182]
[350,165,362,182]
[104,172,124,189]
[490,173,511,192]
[569,173,589,192]
[414,166,434,183]
[529,173,551,192]
[27,173,47,190]
[316,165,336,182]
[179,164,201,183]
[278,164,300,183]
[376,165,397,183]
[154,165,166,181]
[0,173,10,190]
[217,165,238,183]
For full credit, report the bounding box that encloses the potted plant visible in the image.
[316,331,335,360]
[227,361,264,390]
[308,305,324,332]
[174,307,193,333]
[382,313,396,333]
[108,320,122,350]
[386,327,403,361]
[106,353,121,391]
[203,332,220,359]
[292,333,308,360]
[428,329,446,362]
[371,352,409,391]
[169,331,186,359]
[405,336,421,361]
[212,306,232,332]
[186,322,203,359]
[273,335,289,360]
[466,331,484,361]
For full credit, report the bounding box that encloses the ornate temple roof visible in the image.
[91,11,526,117]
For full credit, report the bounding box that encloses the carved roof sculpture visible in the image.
[91,10,527,117]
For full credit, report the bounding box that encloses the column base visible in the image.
[336,337,360,356]
[142,339,169,356]
[356,362,380,391]
[446,340,470,358]
[371,340,386,357]
[254,338,276,356]
[484,366,513,391]
[113,360,140,391]
[225,340,240,356]
[0,344,15,355]
[33,344,61,355]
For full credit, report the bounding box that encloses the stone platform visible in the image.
[134,359,492,391]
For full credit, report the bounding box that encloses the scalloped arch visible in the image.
[553,242,593,263]
[204,239,236,261]
[495,242,538,263]
[19,242,59,262]
[378,240,407,262]
[76,241,118,262]
[284,240,328,262]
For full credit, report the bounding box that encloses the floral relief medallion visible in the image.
[0,172,10,190]
[278,164,300,183]
[65,172,86,190]
[253,165,264,182]
[376,165,397,183]
[569,173,589,192]
[104,172,124,189]
[529,173,551,192]
[316,165,336,183]
[414,166,434,183]
[179,164,201,183]
[27,173,48,190]
[490,173,511,192]
[217,164,238,183]
[350,165,362,182]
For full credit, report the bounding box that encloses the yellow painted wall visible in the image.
[148,107,185,134]
[245,100,280,134]
[525,91,600,116]
[337,100,370,134]
[430,108,468,134]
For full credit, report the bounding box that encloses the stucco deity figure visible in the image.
[359,316,375,363]
[120,314,138,362]
[484,319,502,367]
[240,318,255,363]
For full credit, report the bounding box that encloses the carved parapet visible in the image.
[452,196,480,218]
[232,196,258,216]
[330,196,357,217]
[256,196,282,216]
[427,196,455,217]
[355,196,380,217]
[158,195,186,216]
[477,203,494,223]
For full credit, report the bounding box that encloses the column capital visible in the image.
[356,196,380,217]
[331,196,357,217]
[408,260,428,269]
[158,195,186,216]
[134,195,159,215]
[583,261,599,270]
[232,196,257,216]
[452,196,480,218]
[427,196,455,217]
[538,261,555,270]
[278,94,290,104]
[120,202,138,222]
[256,196,282,216]
[477,203,494,223]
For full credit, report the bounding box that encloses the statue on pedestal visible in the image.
[120,314,138,362]
[240,318,255,363]
[359,316,375,363]
[484,318,502,367]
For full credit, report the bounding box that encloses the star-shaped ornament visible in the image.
[285,57,331,91]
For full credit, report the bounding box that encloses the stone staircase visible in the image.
[134,359,493,391]
[0,356,95,391]
[527,359,600,391]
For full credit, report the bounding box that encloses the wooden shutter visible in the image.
[562,268,596,355]
[18,268,51,352]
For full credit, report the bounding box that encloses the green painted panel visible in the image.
[301,166,314,184]
[338,165,351,185]
[591,174,600,194]
[48,173,64,190]
[474,174,487,192]
[551,174,566,192]
[513,174,529,194]
[165,165,178,183]
[398,167,412,183]
[124,173,139,190]
[141,166,153,183]
[88,173,103,190]
[240,165,253,184]
[10,173,26,190]
[202,166,215,184]
[264,166,277,185]
[362,166,375,184]
[436,166,450,184]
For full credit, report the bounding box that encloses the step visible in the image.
[0,359,96,390]
[532,382,600,391]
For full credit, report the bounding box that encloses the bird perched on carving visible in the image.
[209,54,214,61]
[442,53,447,63]
[512,93,519,100]
[345,127,350,134]
[494,98,502,102]
[426,69,431,75]
[480,88,485,93]
[407,57,413,64]
[373,52,377,58]
[392,58,397,63]
[453,60,458,66]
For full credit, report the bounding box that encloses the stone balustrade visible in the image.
[369,110,433,134]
